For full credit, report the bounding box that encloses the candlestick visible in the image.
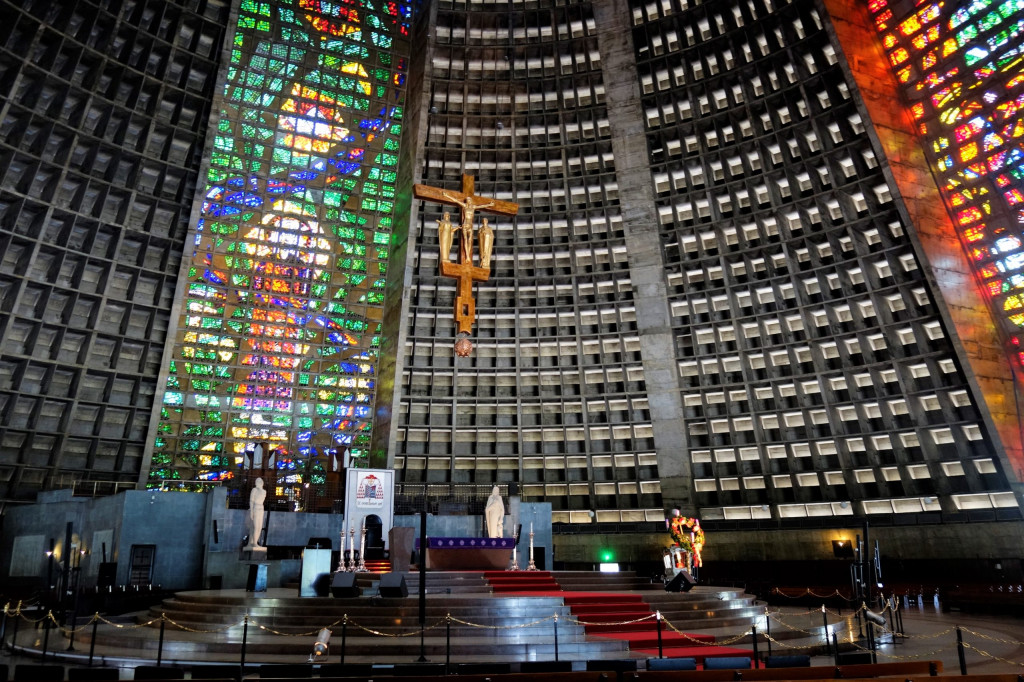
[347,528,356,571]
[337,528,347,572]
[508,528,519,571]
[357,519,367,572]
[527,528,537,571]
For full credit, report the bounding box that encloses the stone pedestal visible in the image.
[246,563,268,592]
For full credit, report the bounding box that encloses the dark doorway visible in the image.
[128,545,156,586]
[365,515,384,559]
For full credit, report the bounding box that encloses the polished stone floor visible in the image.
[758,603,1024,674]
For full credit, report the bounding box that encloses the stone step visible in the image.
[148,613,576,630]
[75,629,627,658]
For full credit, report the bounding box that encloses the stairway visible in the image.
[560,592,752,664]
[61,571,759,666]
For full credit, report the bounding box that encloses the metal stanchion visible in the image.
[956,625,967,675]
[156,613,166,667]
[553,613,559,662]
[66,610,77,651]
[821,605,830,656]
[751,624,758,668]
[867,622,876,664]
[1,603,7,652]
[445,614,451,674]
[240,614,249,672]
[88,614,99,667]
[42,611,52,661]
[656,611,663,659]
[339,615,347,665]
[9,603,21,655]
[764,610,772,658]
[886,598,897,645]
[832,631,839,666]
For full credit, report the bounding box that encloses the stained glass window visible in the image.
[866,0,1024,361]
[150,0,411,489]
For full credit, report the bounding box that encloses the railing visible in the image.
[150,477,516,515]
[63,480,138,499]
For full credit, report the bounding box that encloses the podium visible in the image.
[299,548,332,597]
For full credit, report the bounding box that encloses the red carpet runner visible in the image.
[483,570,560,592]
[482,573,753,664]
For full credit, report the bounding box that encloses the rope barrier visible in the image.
[846,638,953,659]
[962,641,1024,667]
[566,613,656,627]
[94,614,161,629]
[959,626,1024,646]
[661,618,751,646]
[898,627,955,640]
[253,621,344,637]
[449,614,556,629]
[766,612,857,637]
[17,609,53,625]
[346,618,446,637]
[771,588,857,601]
[55,616,99,636]
[761,632,828,650]
[163,616,246,635]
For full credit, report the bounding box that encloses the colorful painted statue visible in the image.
[667,509,705,568]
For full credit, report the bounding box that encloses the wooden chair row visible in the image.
[0,659,946,682]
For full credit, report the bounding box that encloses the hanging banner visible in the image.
[343,468,395,550]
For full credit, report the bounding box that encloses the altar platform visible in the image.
[416,536,516,570]
[8,574,1024,673]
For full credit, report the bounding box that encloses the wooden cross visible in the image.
[413,174,519,335]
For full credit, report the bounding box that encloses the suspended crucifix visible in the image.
[413,174,519,355]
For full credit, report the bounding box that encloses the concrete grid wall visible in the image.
[0,0,228,501]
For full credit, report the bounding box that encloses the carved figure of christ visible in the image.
[412,174,519,335]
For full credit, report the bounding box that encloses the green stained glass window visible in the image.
[154,0,409,484]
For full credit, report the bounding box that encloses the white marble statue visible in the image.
[248,477,267,548]
[484,486,504,538]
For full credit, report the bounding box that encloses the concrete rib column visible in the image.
[592,0,693,513]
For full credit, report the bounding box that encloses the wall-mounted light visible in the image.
[832,539,854,559]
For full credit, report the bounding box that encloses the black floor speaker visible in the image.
[665,570,696,592]
[330,571,359,598]
[378,573,408,598]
